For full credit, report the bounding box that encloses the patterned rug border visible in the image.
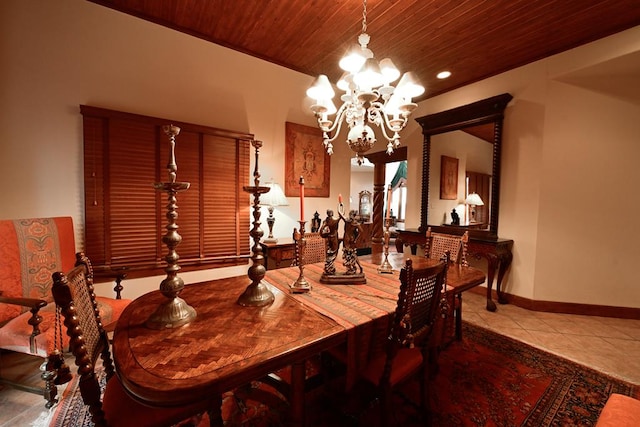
[455,321,639,426]
[462,321,640,389]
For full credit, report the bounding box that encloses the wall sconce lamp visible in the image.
[465,192,484,224]
[261,181,289,243]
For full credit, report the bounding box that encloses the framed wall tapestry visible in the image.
[440,155,458,200]
[285,122,330,197]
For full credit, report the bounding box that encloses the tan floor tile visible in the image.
[602,336,640,354]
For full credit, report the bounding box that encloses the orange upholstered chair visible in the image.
[0,217,129,407]
[596,394,640,427]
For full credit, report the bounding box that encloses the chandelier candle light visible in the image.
[307,0,425,165]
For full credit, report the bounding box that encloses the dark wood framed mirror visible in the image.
[416,93,513,238]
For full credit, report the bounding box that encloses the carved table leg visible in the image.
[485,254,499,312]
[495,251,513,305]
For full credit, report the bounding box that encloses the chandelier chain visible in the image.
[362,0,367,34]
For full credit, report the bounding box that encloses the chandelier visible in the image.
[306,0,425,165]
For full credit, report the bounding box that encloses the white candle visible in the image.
[386,185,392,219]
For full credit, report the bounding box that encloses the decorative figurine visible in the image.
[319,209,341,276]
[311,211,322,232]
[340,210,364,276]
[319,206,366,285]
[451,208,460,225]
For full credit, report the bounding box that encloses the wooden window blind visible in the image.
[81,105,251,278]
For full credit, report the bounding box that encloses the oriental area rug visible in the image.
[48,322,639,427]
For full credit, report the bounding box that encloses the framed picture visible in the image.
[285,122,330,197]
[440,155,458,200]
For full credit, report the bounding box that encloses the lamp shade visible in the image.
[465,193,484,206]
[261,182,289,207]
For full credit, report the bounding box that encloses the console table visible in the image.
[396,229,513,312]
[261,238,296,270]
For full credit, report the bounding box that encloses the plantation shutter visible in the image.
[81,105,251,278]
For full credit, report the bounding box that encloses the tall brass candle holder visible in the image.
[378,217,394,274]
[290,221,311,293]
[146,125,197,329]
[237,140,275,307]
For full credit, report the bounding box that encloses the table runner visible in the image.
[264,258,456,388]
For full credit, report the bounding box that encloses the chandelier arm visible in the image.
[318,105,349,145]
[374,119,397,145]
[368,101,407,138]
[317,103,349,142]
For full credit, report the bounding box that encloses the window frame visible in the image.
[81,105,252,279]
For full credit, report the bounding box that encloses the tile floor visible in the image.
[1,291,639,426]
[461,291,640,385]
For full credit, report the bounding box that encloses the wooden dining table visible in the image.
[111,274,345,427]
[112,252,485,426]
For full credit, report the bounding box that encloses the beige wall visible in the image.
[411,26,640,308]
[2,1,639,308]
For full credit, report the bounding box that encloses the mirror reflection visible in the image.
[429,123,494,230]
[417,93,513,237]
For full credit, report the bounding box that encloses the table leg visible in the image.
[207,394,223,427]
[455,293,463,340]
[290,361,305,427]
[495,251,513,305]
[485,254,499,312]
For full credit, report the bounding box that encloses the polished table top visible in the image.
[112,275,344,408]
[112,253,485,421]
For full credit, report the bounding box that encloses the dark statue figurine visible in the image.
[339,210,363,275]
[319,209,341,275]
[451,208,460,225]
[311,211,321,233]
[318,207,367,284]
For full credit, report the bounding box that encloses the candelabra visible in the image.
[146,125,197,329]
[237,140,275,307]
[290,221,311,293]
[378,218,394,273]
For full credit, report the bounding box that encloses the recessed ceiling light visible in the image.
[437,71,451,79]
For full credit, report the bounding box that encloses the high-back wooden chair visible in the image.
[424,227,470,342]
[359,258,447,426]
[292,232,326,266]
[51,254,218,427]
[424,227,469,266]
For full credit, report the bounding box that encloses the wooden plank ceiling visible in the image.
[88,0,640,100]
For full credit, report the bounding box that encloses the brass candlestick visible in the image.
[290,221,311,293]
[378,218,394,274]
[146,125,197,329]
[238,140,275,307]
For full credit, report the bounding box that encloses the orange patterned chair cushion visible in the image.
[0,217,76,325]
[0,217,130,356]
